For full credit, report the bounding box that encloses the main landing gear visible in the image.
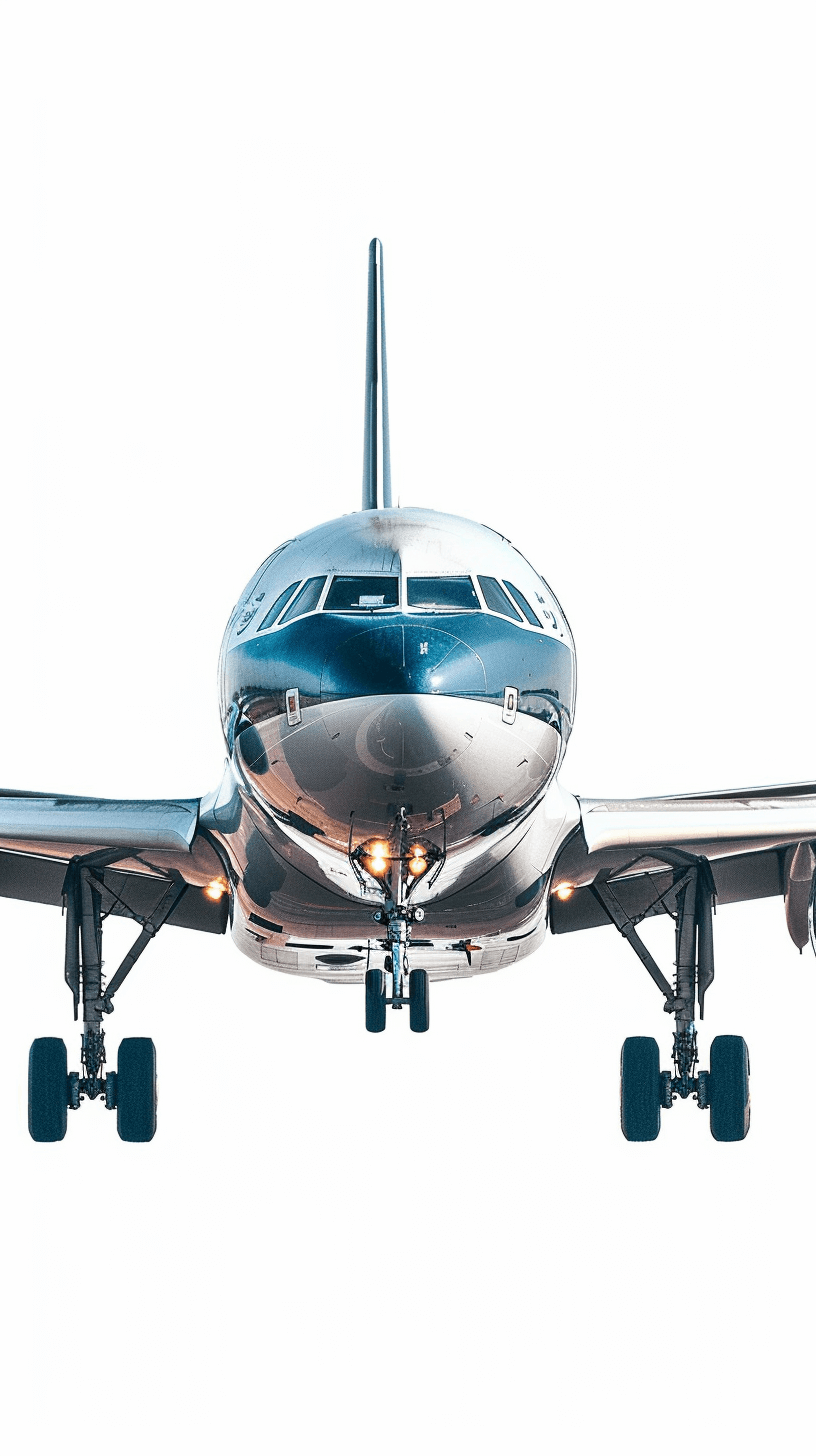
[28,855,186,1142]
[592,854,751,1142]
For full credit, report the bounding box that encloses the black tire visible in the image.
[116,1038,157,1142]
[365,969,387,1033]
[709,1035,750,1142]
[620,1036,661,1142]
[409,969,429,1033]
[28,1038,68,1143]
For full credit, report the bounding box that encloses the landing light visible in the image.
[205,877,228,901]
[358,838,435,882]
[362,841,390,876]
[555,883,575,901]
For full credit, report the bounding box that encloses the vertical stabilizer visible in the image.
[362,238,392,510]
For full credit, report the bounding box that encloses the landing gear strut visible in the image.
[28,854,187,1142]
[594,854,751,1142]
[366,913,430,1034]
[353,808,439,1034]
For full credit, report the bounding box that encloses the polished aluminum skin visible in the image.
[211,503,578,980]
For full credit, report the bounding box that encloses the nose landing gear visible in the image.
[365,927,430,1034]
[354,807,439,1035]
[594,856,751,1142]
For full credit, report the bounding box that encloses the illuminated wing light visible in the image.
[205,877,229,901]
[554,883,575,901]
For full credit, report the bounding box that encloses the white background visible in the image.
[1,4,815,1452]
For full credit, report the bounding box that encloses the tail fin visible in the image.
[362,238,392,510]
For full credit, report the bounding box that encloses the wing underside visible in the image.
[0,790,229,935]
[550,782,816,950]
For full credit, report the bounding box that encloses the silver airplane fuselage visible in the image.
[205,506,580,983]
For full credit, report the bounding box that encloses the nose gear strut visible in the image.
[352,806,441,1033]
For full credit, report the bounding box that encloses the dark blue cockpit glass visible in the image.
[478,575,521,621]
[503,581,539,626]
[279,575,327,624]
[257,581,301,631]
[324,575,399,610]
[407,576,480,610]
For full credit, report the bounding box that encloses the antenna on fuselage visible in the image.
[362,238,392,510]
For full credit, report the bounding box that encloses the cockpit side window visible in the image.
[324,575,399,611]
[477,575,522,621]
[256,581,302,631]
[407,576,480,610]
[502,580,540,626]
[278,575,327,624]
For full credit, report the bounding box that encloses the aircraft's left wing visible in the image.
[0,789,229,934]
[549,782,816,952]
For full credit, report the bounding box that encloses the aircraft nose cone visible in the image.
[351,694,481,777]
[321,623,486,701]
[238,688,561,855]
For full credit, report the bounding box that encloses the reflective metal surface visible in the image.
[212,770,579,983]
[580,795,816,854]
[209,502,581,979]
[0,793,198,852]
[235,694,560,854]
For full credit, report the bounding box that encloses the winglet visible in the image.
[361,238,392,509]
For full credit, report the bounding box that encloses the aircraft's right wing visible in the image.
[549,781,816,951]
[0,789,230,934]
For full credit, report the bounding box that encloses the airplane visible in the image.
[6,239,816,1145]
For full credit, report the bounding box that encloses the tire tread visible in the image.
[620,1036,661,1142]
[709,1035,750,1142]
[28,1037,69,1143]
[117,1037,157,1142]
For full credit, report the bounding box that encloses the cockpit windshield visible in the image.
[477,575,522,621]
[324,575,399,611]
[278,575,327,624]
[257,581,301,631]
[502,580,540,625]
[407,576,480,610]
